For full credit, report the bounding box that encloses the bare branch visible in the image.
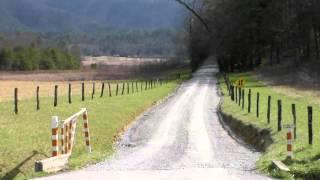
[175,0,210,32]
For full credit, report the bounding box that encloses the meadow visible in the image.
[0,78,180,179]
[219,73,320,179]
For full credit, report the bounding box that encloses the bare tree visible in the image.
[175,0,210,32]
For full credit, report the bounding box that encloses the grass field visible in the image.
[0,79,180,179]
[0,80,167,102]
[219,73,320,179]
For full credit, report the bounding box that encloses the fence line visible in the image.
[68,83,72,104]
[223,74,319,147]
[9,78,174,114]
[36,86,40,110]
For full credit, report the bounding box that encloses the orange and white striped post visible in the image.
[64,123,69,154]
[285,125,294,158]
[82,109,92,153]
[70,119,77,152]
[61,123,65,154]
[51,116,59,157]
[68,121,72,153]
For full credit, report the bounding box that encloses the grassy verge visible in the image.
[218,72,320,179]
[0,79,181,179]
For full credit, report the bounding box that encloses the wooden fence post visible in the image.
[238,88,241,106]
[256,92,260,118]
[127,82,130,94]
[231,85,235,101]
[277,100,282,131]
[132,82,134,93]
[235,86,238,104]
[116,83,119,96]
[227,78,231,96]
[136,81,138,92]
[100,82,105,97]
[36,86,40,110]
[292,104,297,139]
[91,82,95,99]
[308,106,313,145]
[14,88,18,114]
[68,83,72,104]
[267,96,271,124]
[248,89,251,113]
[54,85,58,107]
[108,82,112,97]
[141,80,143,91]
[122,83,125,95]
[242,89,245,109]
[145,80,147,90]
[82,83,85,101]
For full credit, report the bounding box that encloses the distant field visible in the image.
[0,57,190,102]
[0,57,189,81]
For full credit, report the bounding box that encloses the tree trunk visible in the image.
[306,43,311,60]
[269,45,273,66]
[230,60,234,72]
[249,55,254,69]
[313,25,319,60]
[276,47,280,64]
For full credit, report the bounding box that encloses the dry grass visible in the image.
[0,81,95,102]
[0,80,150,102]
[255,75,320,106]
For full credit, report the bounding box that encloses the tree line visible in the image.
[48,28,179,57]
[0,45,80,71]
[0,27,181,58]
[179,0,320,72]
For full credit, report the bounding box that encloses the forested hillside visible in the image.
[186,0,320,72]
[0,0,186,64]
[0,27,181,58]
[0,0,183,31]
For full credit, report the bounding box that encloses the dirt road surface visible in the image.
[38,58,268,180]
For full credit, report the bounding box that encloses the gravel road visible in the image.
[39,59,269,180]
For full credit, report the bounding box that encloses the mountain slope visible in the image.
[0,0,184,32]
